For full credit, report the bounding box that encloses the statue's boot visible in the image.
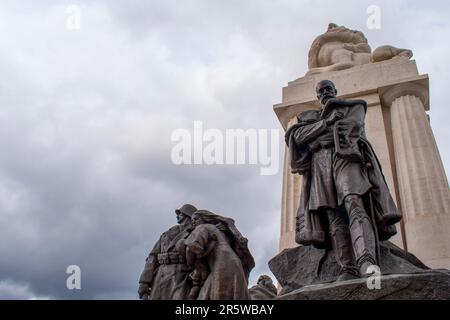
[346,196,377,277]
[327,209,359,281]
[330,227,359,281]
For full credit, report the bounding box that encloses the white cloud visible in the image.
[0,280,50,300]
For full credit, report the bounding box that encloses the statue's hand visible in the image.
[138,283,150,299]
[326,111,344,126]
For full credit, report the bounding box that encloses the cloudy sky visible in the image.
[0,0,449,299]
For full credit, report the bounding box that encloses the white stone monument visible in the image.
[274,24,450,269]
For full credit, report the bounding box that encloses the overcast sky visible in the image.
[0,0,449,299]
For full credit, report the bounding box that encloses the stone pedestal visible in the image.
[275,271,450,300]
[274,57,450,269]
[269,241,429,294]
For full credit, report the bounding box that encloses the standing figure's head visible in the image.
[191,210,225,228]
[315,80,337,105]
[175,203,197,225]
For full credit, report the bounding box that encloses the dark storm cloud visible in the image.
[0,0,449,298]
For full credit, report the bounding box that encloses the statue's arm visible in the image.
[138,238,161,299]
[184,226,208,258]
[292,119,328,145]
[139,238,161,286]
[343,42,371,53]
[185,246,197,267]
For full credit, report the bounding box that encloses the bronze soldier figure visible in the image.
[285,80,401,280]
[138,204,197,299]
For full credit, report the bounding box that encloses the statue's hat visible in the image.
[175,204,197,217]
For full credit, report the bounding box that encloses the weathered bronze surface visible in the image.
[138,204,197,300]
[285,80,401,279]
[181,210,255,300]
[249,275,278,300]
[139,206,255,300]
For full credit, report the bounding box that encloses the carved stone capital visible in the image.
[380,78,429,110]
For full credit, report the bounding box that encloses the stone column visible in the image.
[363,94,405,249]
[279,117,302,250]
[385,85,450,269]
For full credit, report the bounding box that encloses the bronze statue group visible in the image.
[138,204,276,300]
[138,80,401,300]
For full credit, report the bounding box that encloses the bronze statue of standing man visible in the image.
[285,80,402,280]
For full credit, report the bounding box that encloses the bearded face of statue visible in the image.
[316,80,337,105]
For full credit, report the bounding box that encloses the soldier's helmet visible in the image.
[175,204,197,217]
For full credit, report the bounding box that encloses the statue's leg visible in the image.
[326,209,359,281]
[344,194,377,276]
